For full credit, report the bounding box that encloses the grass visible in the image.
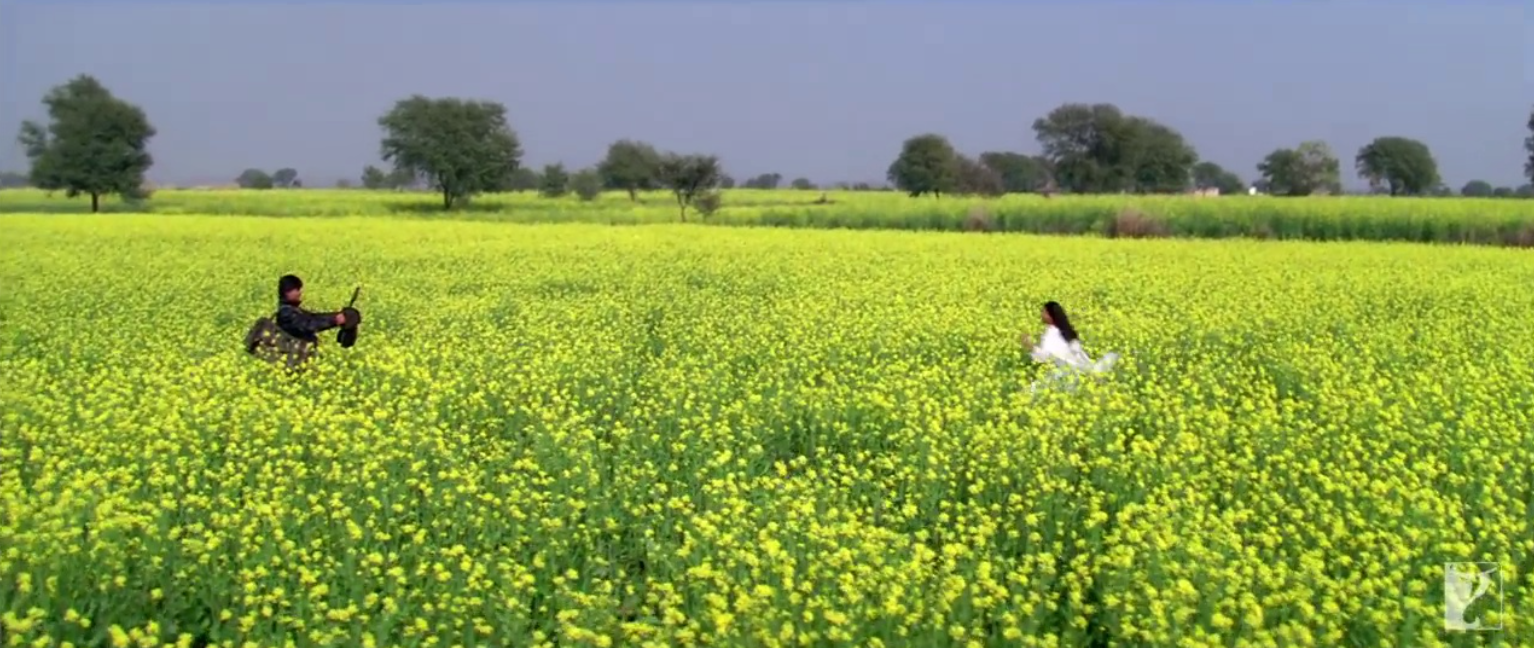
[2,187,1533,247]
[1,213,1530,647]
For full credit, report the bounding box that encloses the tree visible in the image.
[17,74,155,212]
[1031,102,1197,194]
[790,177,816,190]
[1257,141,1342,196]
[272,167,300,188]
[377,95,522,209]
[887,133,959,198]
[1192,161,1245,195]
[719,174,736,190]
[978,152,1051,193]
[335,178,354,189]
[1354,136,1440,196]
[1525,106,1533,184]
[1515,184,1534,198]
[1460,180,1494,197]
[655,153,722,221]
[571,168,603,201]
[955,155,1005,196]
[362,164,418,190]
[0,171,28,189]
[361,165,389,190]
[742,173,782,189]
[539,163,570,198]
[597,140,662,201]
[507,167,540,192]
[1493,186,1515,198]
[237,168,275,189]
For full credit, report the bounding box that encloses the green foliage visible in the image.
[539,163,570,198]
[694,191,723,217]
[272,168,300,189]
[887,134,959,198]
[360,164,417,190]
[570,168,603,201]
[1525,105,1533,184]
[655,153,723,220]
[1258,141,1342,196]
[506,167,540,192]
[1192,161,1245,195]
[790,177,816,190]
[0,171,29,189]
[377,95,522,209]
[237,169,274,190]
[718,175,736,190]
[1355,136,1440,196]
[598,140,662,201]
[1461,180,1494,198]
[979,152,1052,193]
[17,74,156,212]
[742,173,782,189]
[5,188,1534,247]
[955,155,1005,197]
[1031,103,1198,194]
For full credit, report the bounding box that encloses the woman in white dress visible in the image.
[1020,301,1116,393]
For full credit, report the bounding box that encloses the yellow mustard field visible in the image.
[1,214,1532,648]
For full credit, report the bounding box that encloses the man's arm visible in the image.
[277,305,343,336]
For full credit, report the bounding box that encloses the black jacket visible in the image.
[275,302,339,343]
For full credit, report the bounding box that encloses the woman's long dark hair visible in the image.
[1044,301,1079,342]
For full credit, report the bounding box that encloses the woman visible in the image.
[1020,301,1116,393]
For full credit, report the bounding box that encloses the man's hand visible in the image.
[334,313,346,326]
[1020,332,1033,347]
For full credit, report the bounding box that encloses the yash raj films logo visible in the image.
[1444,562,1503,632]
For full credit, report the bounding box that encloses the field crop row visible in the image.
[2,188,1533,247]
[1,214,1532,647]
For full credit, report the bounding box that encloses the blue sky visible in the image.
[2,1,1530,188]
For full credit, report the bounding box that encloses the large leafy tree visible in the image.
[1192,161,1245,194]
[1355,136,1440,196]
[272,167,300,188]
[1460,180,1493,197]
[655,153,723,221]
[377,95,522,209]
[978,151,1052,193]
[1031,102,1197,194]
[954,155,1004,197]
[887,133,959,198]
[597,140,662,201]
[18,74,156,212]
[236,168,274,189]
[1257,141,1342,196]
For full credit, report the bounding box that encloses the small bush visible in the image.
[1106,208,1170,239]
[963,205,995,233]
[695,192,723,217]
[571,169,603,202]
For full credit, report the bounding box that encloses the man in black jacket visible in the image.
[275,274,349,342]
[245,275,351,369]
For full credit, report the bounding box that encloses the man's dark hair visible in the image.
[278,275,303,301]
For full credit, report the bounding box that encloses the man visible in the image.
[245,275,349,369]
[275,274,349,342]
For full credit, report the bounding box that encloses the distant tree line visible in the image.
[10,74,1534,213]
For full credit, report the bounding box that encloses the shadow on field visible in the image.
[383,201,510,216]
